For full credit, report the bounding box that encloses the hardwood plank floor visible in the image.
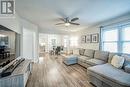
[26,54,94,87]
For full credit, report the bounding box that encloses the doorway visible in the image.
[22,28,36,60]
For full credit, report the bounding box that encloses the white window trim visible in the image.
[100,22,130,54]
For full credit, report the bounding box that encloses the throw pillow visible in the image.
[111,55,125,69]
[73,49,79,55]
[121,54,130,68]
[124,64,130,73]
[66,50,73,55]
[79,49,85,55]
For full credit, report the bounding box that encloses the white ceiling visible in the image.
[16,0,130,32]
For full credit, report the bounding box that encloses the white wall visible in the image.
[0,14,21,34]
[38,27,71,35]
[0,13,39,62]
[75,13,130,50]
[23,28,35,59]
[19,18,39,62]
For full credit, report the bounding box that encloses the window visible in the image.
[101,23,130,54]
[63,36,69,47]
[122,42,130,53]
[102,29,118,52]
[70,36,78,47]
[122,26,130,53]
[103,29,118,41]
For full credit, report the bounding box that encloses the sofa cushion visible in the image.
[122,55,130,68]
[124,65,130,73]
[108,53,122,63]
[94,50,109,62]
[78,56,90,62]
[108,53,116,63]
[87,63,130,86]
[111,55,125,69]
[84,49,95,58]
[86,59,105,66]
[79,49,85,55]
[66,50,73,55]
[73,49,79,55]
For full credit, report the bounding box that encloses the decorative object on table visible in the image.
[91,33,99,43]
[81,35,86,43]
[86,34,91,43]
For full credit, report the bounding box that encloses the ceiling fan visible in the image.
[55,17,80,27]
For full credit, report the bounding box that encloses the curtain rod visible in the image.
[100,19,130,28]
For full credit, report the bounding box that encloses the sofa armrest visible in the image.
[124,65,130,73]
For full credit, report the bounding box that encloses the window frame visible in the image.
[101,22,130,54]
[70,36,78,47]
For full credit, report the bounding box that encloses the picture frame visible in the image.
[86,34,91,43]
[81,35,86,43]
[91,33,99,43]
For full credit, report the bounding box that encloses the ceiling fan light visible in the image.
[65,23,70,26]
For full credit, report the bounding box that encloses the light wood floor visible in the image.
[26,54,94,87]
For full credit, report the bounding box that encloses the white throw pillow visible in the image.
[73,49,79,55]
[111,55,125,69]
[66,50,73,55]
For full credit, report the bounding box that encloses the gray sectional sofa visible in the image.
[74,49,130,87]
[78,49,109,68]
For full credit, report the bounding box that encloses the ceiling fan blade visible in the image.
[71,17,79,22]
[70,22,80,25]
[55,23,65,25]
[59,18,65,22]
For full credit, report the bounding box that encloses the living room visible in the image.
[0,0,130,87]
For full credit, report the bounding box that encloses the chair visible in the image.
[55,46,61,55]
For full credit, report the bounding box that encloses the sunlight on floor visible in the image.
[48,67,60,80]
[39,57,44,64]
[70,72,80,78]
